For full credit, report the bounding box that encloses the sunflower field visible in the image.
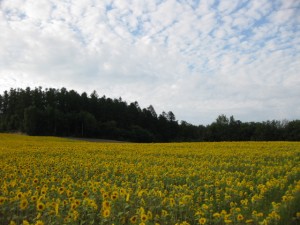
[0,133,300,225]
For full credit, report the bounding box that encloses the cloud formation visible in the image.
[0,0,299,124]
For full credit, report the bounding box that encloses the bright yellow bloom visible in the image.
[237,214,244,221]
[0,197,6,205]
[170,198,175,206]
[111,191,119,200]
[36,202,45,211]
[20,198,29,210]
[161,210,168,217]
[102,200,111,209]
[35,220,44,225]
[82,190,89,197]
[102,209,111,218]
[199,217,207,224]
[23,220,30,225]
[181,221,190,225]
[213,213,220,218]
[141,214,148,222]
[17,192,23,199]
[147,210,153,220]
[130,215,138,224]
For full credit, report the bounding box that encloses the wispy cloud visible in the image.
[0,0,299,124]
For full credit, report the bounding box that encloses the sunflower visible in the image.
[23,220,30,225]
[37,202,45,211]
[71,203,77,210]
[102,209,111,218]
[181,222,190,225]
[161,210,168,217]
[75,199,81,206]
[58,187,65,194]
[111,191,119,200]
[66,190,72,197]
[17,192,23,199]
[120,188,126,195]
[141,214,148,222]
[130,215,138,224]
[147,211,153,220]
[102,192,109,199]
[73,210,79,221]
[199,218,206,225]
[20,198,29,210]
[237,214,244,221]
[170,198,175,207]
[102,200,110,209]
[35,220,44,225]
[82,190,88,197]
[0,197,6,205]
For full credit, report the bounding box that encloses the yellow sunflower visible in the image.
[20,198,29,210]
[36,202,45,211]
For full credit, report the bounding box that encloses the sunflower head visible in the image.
[102,209,111,218]
[199,218,207,225]
[20,198,29,210]
[37,202,45,211]
[130,215,138,224]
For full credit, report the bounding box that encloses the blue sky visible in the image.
[0,0,299,124]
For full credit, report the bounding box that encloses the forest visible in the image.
[0,87,299,142]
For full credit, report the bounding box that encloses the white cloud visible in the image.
[0,0,299,124]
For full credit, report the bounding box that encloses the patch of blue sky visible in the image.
[130,26,143,37]
[271,0,284,11]
[242,55,257,65]
[231,0,250,15]
[175,0,200,10]
[187,63,196,72]
[68,24,87,46]
[211,0,220,10]
[4,8,26,21]
[215,13,224,26]
[155,0,166,6]
[105,3,114,12]
[239,29,254,42]
[253,16,269,28]
[190,0,201,10]
[152,20,178,38]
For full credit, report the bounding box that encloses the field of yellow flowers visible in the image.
[0,133,300,225]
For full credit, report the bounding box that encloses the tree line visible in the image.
[0,87,299,142]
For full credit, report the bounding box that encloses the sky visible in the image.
[0,0,299,125]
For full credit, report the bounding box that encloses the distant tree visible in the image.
[79,111,97,137]
[24,106,39,135]
[167,111,176,122]
[147,105,157,118]
[129,125,154,142]
[284,120,300,141]
[216,114,229,125]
